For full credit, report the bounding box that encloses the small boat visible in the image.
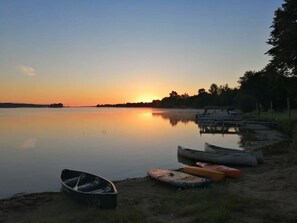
[196,162,241,178]
[61,169,117,209]
[205,142,264,164]
[195,106,242,122]
[182,165,225,182]
[147,168,211,188]
[178,146,258,167]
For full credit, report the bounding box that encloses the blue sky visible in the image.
[0,0,283,105]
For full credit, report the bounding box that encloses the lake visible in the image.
[0,107,242,198]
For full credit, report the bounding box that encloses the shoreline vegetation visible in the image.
[1,119,297,223]
[0,103,64,108]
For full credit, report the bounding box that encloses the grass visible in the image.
[255,109,297,154]
[30,187,261,223]
[148,186,259,223]
[258,109,297,121]
[32,207,147,223]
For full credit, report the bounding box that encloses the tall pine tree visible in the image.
[266,0,297,77]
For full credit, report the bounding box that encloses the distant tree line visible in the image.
[98,0,297,112]
[49,103,63,108]
[0,103,64,108]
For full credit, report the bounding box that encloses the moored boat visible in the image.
[177,146,258,167]
[196,162,241,178]
[195,106,242,122]
[205,142,264,164]
[61,169,117,209]
[182,165,225,182]
[147,168,211,188]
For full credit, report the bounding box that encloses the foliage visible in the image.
[209,83,219,96]
[266,0,297,77]
[158,86,239,108]
[238,71,273,110]
[234,93,257,112]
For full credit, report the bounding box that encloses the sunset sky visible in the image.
[0,0,283,106]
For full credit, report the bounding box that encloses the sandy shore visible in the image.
[1,123,296,223]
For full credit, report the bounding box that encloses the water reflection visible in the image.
[152,109,198,126]
[198,124,240,135]
[20,138,37,150]
[0,108,243,198]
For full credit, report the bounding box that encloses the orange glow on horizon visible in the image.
[135,94,160,103]
[0,78,206,106]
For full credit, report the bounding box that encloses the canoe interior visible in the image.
[61,169,117,209]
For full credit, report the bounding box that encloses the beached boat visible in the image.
[195,106,242,123]
[196,162,241,178]
[61,169,117,209]
[205,142,264,164]
[182,165,225,182]
[177,146,258,167]
[147,168,211,188]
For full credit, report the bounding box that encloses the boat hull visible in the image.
[61,169,117,209]
[195,106,242,122]
[205,142,264,164]
[196,162,241,178]
[182,166,225,182]
[178,146,258,167]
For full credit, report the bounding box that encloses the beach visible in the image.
[1,123,296,223]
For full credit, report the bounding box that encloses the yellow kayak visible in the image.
[182,165,225,182]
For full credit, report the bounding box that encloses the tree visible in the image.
[209,83,219,95]
[169,91,179,98]
[181,93,189,98]
[238,70,272,109]
[198,88,206,95]
[217,84,238,106]
[266,0,297,77]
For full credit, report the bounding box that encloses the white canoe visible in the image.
[178,145,258,167]
[204,142,263,164]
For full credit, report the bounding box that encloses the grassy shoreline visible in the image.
[255,110,297,154]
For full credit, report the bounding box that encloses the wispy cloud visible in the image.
[20,138,37,150]
[18,65,36,76]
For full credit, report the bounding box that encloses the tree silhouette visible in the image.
[266,0,297,77]
[209,84,219,95]
[169,91,179,98]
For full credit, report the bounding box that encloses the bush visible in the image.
[235,93,257,112]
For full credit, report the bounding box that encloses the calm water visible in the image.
[0,107,242,198]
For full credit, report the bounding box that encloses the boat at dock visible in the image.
[195,106,242,123]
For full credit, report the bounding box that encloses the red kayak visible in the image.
[196,162,241,178]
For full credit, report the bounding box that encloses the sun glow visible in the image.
[136,94,158,103]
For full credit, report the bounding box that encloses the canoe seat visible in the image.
[78,178,101,192]
[64,176,80,187]
[92,185,112,193]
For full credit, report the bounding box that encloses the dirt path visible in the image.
[0,124,296,223]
